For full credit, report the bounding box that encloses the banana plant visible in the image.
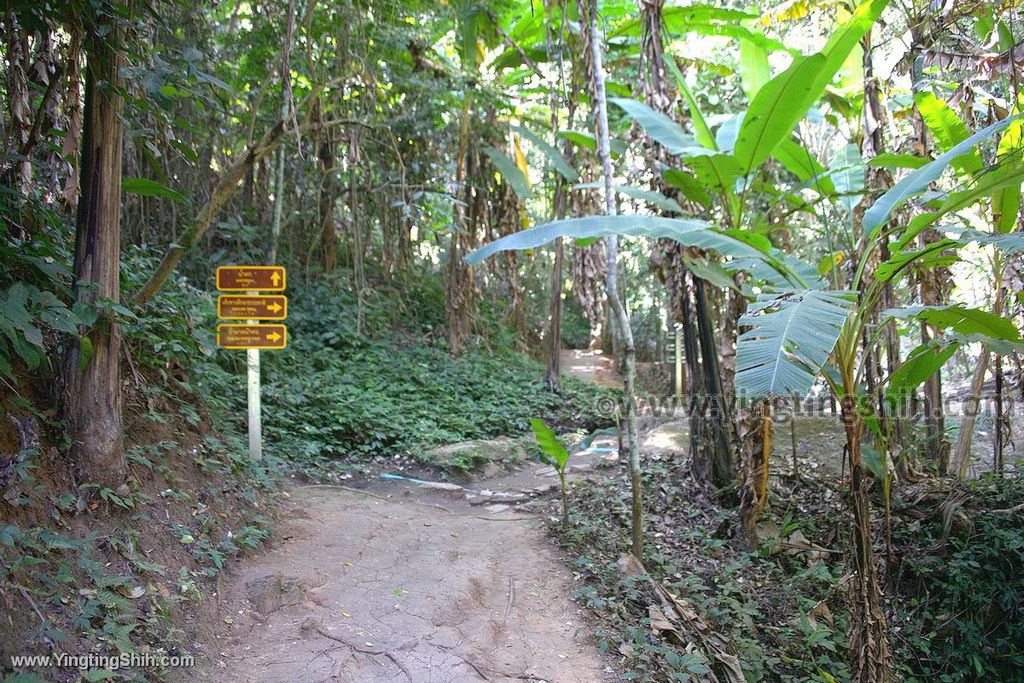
[530,418,571,527]
[466,1,1022,675]
[734,110,1023,680]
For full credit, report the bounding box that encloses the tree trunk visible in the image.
[910,30,950,474]
[841,396,890,682]
[954,350,989,477]
[317,112,337,273]
[995,354,1005,473]
[739,399,772,544]
[546,233,564,391]
[571,240,607,348]
[349,129,367,334]
[446,50,477,355]
[268,146,286,264]
[695,276,737,489]
[544,8,569,392]
[919,311,948,471]
[64,14,127,488]
[582,0,643,558]
[862,32,903,455]
[61,29,84,211]
[5,22,32,196]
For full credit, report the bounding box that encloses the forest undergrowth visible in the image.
[0,207,616,680]
[548,440,1024,682]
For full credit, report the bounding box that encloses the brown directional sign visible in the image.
[216,324,287,350]
[218,295,287,321]
[216,265,286,291]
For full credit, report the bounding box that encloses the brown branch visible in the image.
[483,8,544,80]
[130,114,365,306]
[18,63,66,158]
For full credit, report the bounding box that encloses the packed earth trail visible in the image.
[185,352,632,683]
[190,483,613,683]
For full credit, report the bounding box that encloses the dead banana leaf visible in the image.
[619,553,744,683]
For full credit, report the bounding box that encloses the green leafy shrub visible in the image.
[893,475,1024,682]
[530,418,571,526]
[0,190,77,381]
[196,278,617,469]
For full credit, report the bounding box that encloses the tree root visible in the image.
[300,616,416,681]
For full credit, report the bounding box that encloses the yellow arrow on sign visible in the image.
[267,303,283,313]
[266,332,282,343]
[270,271,282,287]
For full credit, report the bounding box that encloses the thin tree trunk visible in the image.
[317,110,337,273]
[790,416,799,479]
[583,0,643,558]
[349,129,366,333]
[995,354,1005,473]
[64,12,127,488]
[5,22,31,195]
[910,29,949,474]
[955,350,989,477]
[446,44,477,355]
[269,0,295,265]
[547,233,564,391]
[268,146,286,264]
[860,30,906,481]
[61,29,83,210]
[739,399,772,544]
[544,7,568,392]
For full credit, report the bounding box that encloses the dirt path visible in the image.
[185,350,637,682]
[190,480,615,683]
[559,350,620,389]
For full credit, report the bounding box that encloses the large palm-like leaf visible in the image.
[864,113,1022,232]
[574,182,684,214]
[467,215,740,260]
[513,125,579,182]
[889,157,1024,249]
[736,289,855,398]
[914,91,983,175]
[773,139,836,195]
[665,54,715,150]
[883,304,1022,342]
[482,145,532,200]
[733,0,888,177]
[464,215,798,286]
[609,97,707,156]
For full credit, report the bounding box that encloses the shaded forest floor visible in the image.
[180,351,640,682]
[182,350,1024,683]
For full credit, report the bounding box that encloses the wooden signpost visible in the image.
[216,266,288,460]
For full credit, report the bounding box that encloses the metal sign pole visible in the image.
[246,290,262,461]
